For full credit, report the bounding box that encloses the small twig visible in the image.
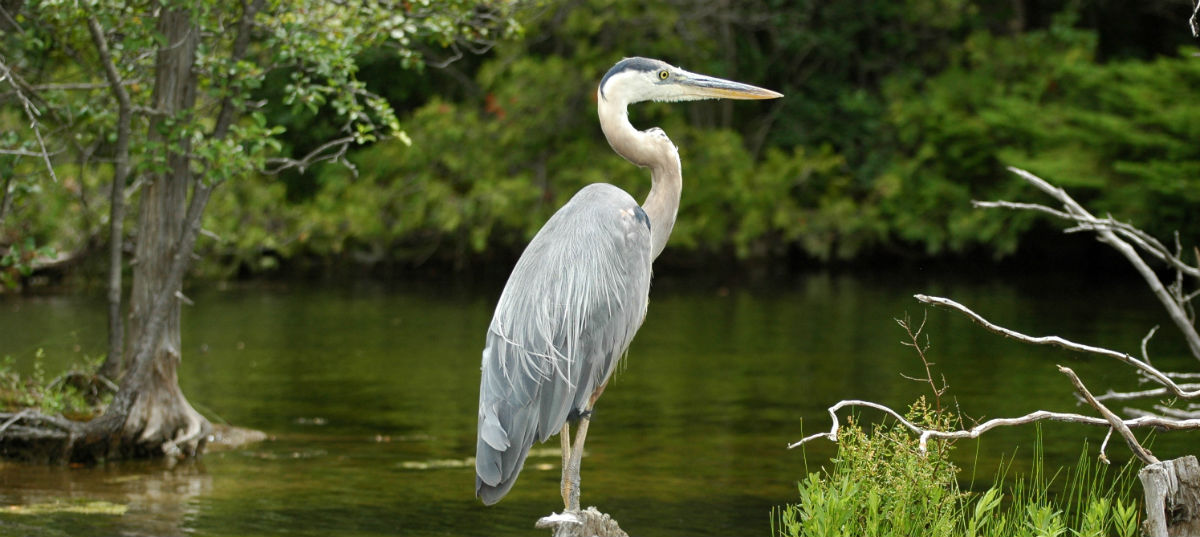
[896,311,948,411]
[1058,365,1158,465]
[1141,326,1159,365]
[1099,427,1113,464]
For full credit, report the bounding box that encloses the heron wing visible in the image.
[475,183,653,504]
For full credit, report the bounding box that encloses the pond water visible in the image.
[0,268,1195,536]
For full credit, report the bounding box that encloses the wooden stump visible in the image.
[535,507,628,537]
[1140,455,1200,537]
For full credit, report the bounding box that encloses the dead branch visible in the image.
[995,167,1200,360]
[1059,365,1158,464]
[0,55,58,182]
[1095,385,1200,403]
[1192,0,1200,37]
[974,200,1200,282]
[914,294,1199,400]
[789,398,1200,455]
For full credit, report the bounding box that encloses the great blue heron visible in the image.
[475,57,782,509]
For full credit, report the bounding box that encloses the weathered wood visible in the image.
[1140,456,1200,537]
[535,508,628,537]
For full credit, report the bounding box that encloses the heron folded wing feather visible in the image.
[475,183,653,503]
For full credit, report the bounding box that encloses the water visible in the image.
[0,269,1195,536]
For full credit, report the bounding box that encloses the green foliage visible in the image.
[772,413,1142,537]
[0,236,55,289]
[6,1,1199,277]
[0,350,106,418]
[771,399,965,537]
[881,17,1200,254]
[0,0,524,280]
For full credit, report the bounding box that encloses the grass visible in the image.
[0,349,109,419]
[771,400,1141,537]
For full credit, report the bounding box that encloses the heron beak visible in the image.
[677,72,783,100]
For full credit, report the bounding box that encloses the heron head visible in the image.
[598,57,782,106]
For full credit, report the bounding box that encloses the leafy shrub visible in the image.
[772,404,1141,537]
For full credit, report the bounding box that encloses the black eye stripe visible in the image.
[599,57,670,99]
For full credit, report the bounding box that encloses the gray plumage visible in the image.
[476,184,651,504]
[475,57,781,507]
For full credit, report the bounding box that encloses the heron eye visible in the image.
[658,70,669,80]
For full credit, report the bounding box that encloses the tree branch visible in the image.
[1002,167,1200,360]
[210,0,264,140]
[0,170,12,227]
[1058,365,1158,465]
[789,399,1200,454]
[87,13,133,379]
[914,294,1200,399]
[0,55,58,182]
[1192,0,1200,37]
[262,135,357,175]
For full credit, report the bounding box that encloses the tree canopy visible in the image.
[2,0,1198,284]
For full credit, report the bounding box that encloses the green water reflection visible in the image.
[0,270,1195,536]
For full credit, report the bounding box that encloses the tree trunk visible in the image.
[1140,456,1200,537]
[86,14,131,382]
[75,5,210,461]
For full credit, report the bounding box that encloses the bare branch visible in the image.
[87,13,133,377]
[1004,167,1200,360]
[263,135,357,175]
[0,55,58,182]
[0,409,33,434]
[896,312,948,410]
[1099,427,1114,464]
[973,200,1074,221]
[975,198,1200,281]
[0,171,12,226]
[26,80,139,92]
[1094,385,1200,402]
[1059,365,1158,464]
[914,294,1200,399]
[1142,326,1159,364]
[790,398,1200,454]
[0,147,65,157]
[1148,405,1200,420]
[1192,0,1200,37]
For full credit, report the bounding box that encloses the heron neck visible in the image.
[598,95,682,260]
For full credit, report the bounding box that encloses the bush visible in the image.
[772,400,1141,537]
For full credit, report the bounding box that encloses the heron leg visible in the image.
[559,422,572,510]
[565,412,591,511]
